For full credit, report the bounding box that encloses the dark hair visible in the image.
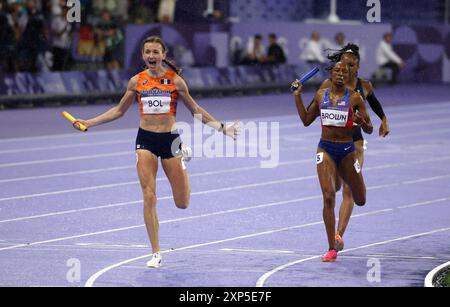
[326,43,360,63]
[141,36,182,75]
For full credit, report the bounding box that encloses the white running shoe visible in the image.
[146,252,162,268]
[181,145,192,162]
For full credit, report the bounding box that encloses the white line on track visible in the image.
[219,249,438,260]
[0,165,134,184]
[84,200,450,287]
[255,227,450,287]
[1,99,448,143]
[220,248,295,254]
[0,109,448,157]
[1,155,450,223]
[2,153,450,204]
[1,109,448,155]
[0,140,132,155]
[0,151,131,168]
[2,121,450,172]
[0,189,448,255]
[0,158,311,184]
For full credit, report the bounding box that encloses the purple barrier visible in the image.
[0,70,132,96]
[0,65,308,96]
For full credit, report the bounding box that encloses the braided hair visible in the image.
[327,43,360,63]
[324,43,360,71]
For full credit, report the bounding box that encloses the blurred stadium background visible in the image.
[0,0,449,108]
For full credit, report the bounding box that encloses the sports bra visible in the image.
[320,88,353,129]
[136,70,178,116]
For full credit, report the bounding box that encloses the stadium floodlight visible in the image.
[327,0,341,23]
[203,0,214,17]
[305,0,361,25]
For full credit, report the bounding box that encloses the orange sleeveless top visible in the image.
[136,70,178,116]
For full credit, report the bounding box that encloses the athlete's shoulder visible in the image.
[349,89,364,104]
[173,74,188,92]
[360,78,374,94]
[316,87,328,96]
[315,88,327,101]
[128,74,140,90]
[319,78,332,89]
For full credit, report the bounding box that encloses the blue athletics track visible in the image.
[0,84,449,287]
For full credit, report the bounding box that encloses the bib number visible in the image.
[142,96,171,114]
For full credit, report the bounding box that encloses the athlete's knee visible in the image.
[353,189,366,206]
[322,191,336,209]
[354,196,366,206]
[142,187,157,208]
[175,200,189,209]
[174,194,190,209]
[342,184,353,200]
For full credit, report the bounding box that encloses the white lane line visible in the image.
[220,248,295,254]
[2,110,447,155]
[2,112,450,169]
[0,158,311,184]
[0,175,315,204]
[1,101,448,144]
[0,140,131,155]
[0,165,134,184]
[84,200,450,287]
[4,192,445,253]
[366,255,438,260]
[255,227,450,287]
[3,141,450,184]
[0,151,131,168]
[2,153,450,204]
[75,243,148,248]
[2,156,450,223]
[0,128,135,143]
[218,249,439,260]
[0,195,319,225]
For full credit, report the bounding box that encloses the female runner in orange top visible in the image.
[74,36,240,268]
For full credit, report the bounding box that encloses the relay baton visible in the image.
[290,66,320,92]
[62,111,88,132]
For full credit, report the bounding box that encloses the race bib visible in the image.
[141,95,171,114]
[321,109,349,127]
[316,152,324,164]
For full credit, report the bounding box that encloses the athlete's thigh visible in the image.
[161,156,190,202]
[316,149,338,194]
[338,152,365,197]
[340,139,364,190]
[136,150,158,191]
[354,139,365,167]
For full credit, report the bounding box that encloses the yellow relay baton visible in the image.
[62,111,88,132]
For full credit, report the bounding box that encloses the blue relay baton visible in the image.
[290,67,320,92]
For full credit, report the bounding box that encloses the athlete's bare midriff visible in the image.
[139,115,177,132]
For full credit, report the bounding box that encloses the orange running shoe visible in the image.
[335,234,344,251]
[321,249,338,262]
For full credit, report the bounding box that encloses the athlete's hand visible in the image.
[379,119,390,137]
[291,80,303,96]
[73,118,90,131]
[224,121,241,140]
[353,111,364,126]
